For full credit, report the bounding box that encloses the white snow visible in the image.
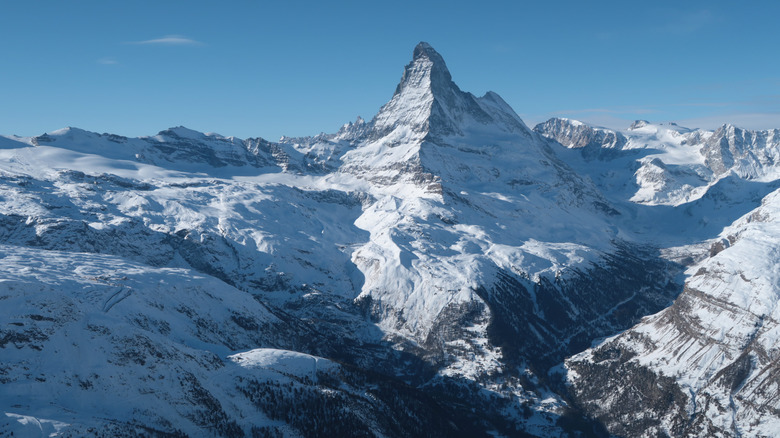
[228,348,335,379]
[0,43,778,437]
[2,412,70,438]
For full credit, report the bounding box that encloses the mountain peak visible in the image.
[628,120,651,130]
[413,41,434,54]
[393,42,454,98]
[412,42,447,67]
[157,126,207,139]
[370,42,524,138]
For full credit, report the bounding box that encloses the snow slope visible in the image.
[536,119,780,436]
[565,187,780,437]
[0,42,779,437]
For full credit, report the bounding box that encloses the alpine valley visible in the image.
[2,42,779,437]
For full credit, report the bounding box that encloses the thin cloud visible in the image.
[671,101,731,108]
[592,10,716,42]
[97,57,119,65]
[675,113,780,131]
[551,107,659,116]
[528,111,780,132]
[671,96,780,110]
[552,108,620,115]
[490,43,516,54]
[129,35,203,46]
[655,10,716,35]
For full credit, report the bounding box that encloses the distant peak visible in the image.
[36,127,96,141]
[628,120,650,130]
[51,127,88,135]
[713,123,742,136]
[158,126,206,139]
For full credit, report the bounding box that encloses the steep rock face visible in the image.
[702,124,780,177]
[534,118,627,152]
[339,42,536,191]
[566,188,780,437]
[370,42,524,140]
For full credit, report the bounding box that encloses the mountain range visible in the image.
[1,42,779,437]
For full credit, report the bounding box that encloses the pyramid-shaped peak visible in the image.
[413,42,445,63]
[369,42,528,138]
[394,42,454,94]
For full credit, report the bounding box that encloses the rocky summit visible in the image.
[1,42,779,437]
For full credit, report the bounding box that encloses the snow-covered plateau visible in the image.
[1,42,779,437]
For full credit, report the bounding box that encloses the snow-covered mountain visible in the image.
[536,117,780,436]
[1,42,779,437]
[536,118,780,207]
[564,187,780,437]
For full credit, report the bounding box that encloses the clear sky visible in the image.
[2,1,779,140]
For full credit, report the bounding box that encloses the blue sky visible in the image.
[2,1,779,139]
